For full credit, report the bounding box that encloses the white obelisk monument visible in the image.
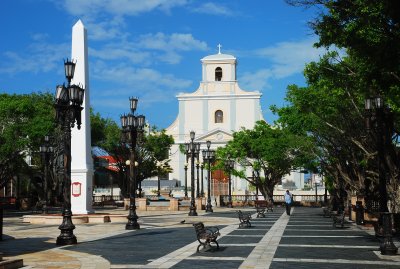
[70,20,94,214]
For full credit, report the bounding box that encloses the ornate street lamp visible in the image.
[156,161,162,197]
[184,163,188,198]
[202,140,215,212]
[39,135,53,214]
[254,168,260,201]
[364,96,398,255]
[196,160,200,198]
[54,59,84,245]
[185,131,200,216]
[200,163,204,197]
[224,159,235,208]
[121,97,145,230]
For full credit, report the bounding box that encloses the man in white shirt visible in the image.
[284,190,292,215]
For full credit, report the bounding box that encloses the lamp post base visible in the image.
[56,234,77,245]
[380,213,398,255]
[380,240,398,255]
[126,221,140,230]
[188,205,198,216]
[205,204,213,212]
[126,208,140,230]
[56,215,77,245]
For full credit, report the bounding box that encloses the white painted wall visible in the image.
[166,51,263,192]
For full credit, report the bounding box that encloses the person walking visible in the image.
[284,190,292,215]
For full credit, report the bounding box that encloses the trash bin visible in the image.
[355,201,364,225]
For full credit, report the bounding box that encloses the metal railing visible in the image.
[92,195,122,206]
[219,194,329,206]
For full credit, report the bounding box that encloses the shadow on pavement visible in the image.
[1,236,56,256]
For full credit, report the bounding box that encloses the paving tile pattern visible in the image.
[2,207,399,268]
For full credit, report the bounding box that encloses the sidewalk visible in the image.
[1,207,399,268]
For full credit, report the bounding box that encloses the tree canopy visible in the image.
[90,111,175,197]
[0,93,55,190]
[216,121,314,199]
[281,0,400,212]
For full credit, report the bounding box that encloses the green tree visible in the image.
[90,109,121,152]
[89,111,175,197]
[0,92,55,203]
[141,127,174,179]
[136,127,174,185]
[216,121,313,199]
[282,0,400,212]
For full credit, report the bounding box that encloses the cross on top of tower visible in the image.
[217,44,222,54]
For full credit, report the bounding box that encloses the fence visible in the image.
[219,194,330,206]
[92,195,122,206]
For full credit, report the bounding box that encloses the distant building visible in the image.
[166,46,264,196]
[281,170,306,191]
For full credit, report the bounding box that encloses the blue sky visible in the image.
[0,0,327,129]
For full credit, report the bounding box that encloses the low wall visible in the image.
[127,198,187,211]
[22,214,126,224]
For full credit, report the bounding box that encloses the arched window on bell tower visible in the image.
[215,67,222,81]
[215,110,223,123]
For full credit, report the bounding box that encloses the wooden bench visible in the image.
[237,210,252,228]
[332,211,345,228]
[193,222,220,252]
[255,200,273,218]
[32,200,46,213]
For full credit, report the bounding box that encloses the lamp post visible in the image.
[40,135,53,214]
[364,96,398,255]
[121,97,145,230]
[196,161,200,198]
[315,182,318,204]
[254,169,260,201]
[202,140,215,212]
[184,146,190,199]
[185,131,200,216]
[157,161,161,197]
[184,163,188,198]
[200,163,204,197]
[224,159,234,208]
[54,59,85,245]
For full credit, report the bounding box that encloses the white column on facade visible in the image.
[70,20,94,214]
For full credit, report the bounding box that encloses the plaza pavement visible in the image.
[1,206,399,269]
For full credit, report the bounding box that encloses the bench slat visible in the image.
[193,222,220,252]
[237,210,252,228]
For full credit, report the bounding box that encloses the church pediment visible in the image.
[195,128,233,143]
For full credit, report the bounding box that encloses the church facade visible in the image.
[166,47,264,195]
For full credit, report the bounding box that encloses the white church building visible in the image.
[165,46,264,196]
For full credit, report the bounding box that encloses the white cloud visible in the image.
[191,2,234,16]
[90,32,208,65]
[239,69,273,92]
[137,32,208,52]
[90,46,151,65]
[256,38,325,79]
[31,33,50,42]
[0,42,69,75]
[92,62,192,90]
[90,63,192,111]
[135,32,208,64]
[58,0,187,17]
[84,17,128,41]
[238,38,330,91]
